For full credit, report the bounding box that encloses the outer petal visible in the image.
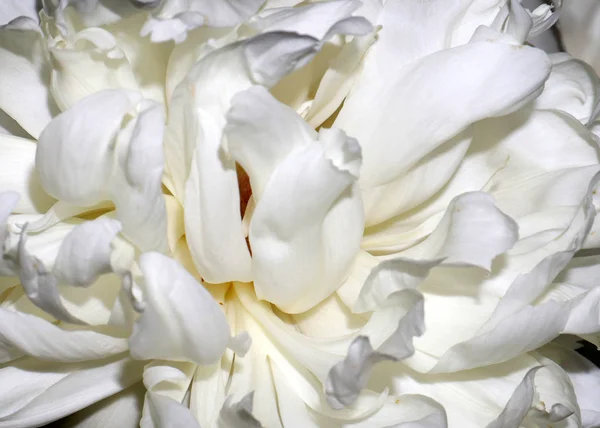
[400,192,518,271]
[0,308,128,363]
[336,37,551,197]
[534,53,600,125]
[129,252,231,365]
[486,364,577,427]
[0,18,59,138]
[0,356,143,428]
[36,89,142,207]
[49,383,145,428]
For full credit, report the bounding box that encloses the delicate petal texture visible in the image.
[225,85,317,199]
[219,393,262,428]
[141,393,201,428]
[0,356,143,428]
[401,192,518,271]
[43,13,142,111]
[0,308,128,363]
[129,252,230,365]
[110,100,168,252]
[140,0,264,43]
[325,336,394,409]
[534,53,600,125]
[36,89,142,206]
[486,364,576,428]
[249,127,363,313]
[336,37,551,225]
[0,135,55,214]
[50,383,145,428]
[52,217,121,287]
[249,0,365,39]
[0,18,59,138]
[560,0,600,72]
[16,230,84,324]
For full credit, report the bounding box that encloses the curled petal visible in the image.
[219,393,263,428]
[249,128,362,313]
[111,100,168,252]
[52,217,122,287]
[141,392,201,428]
[16,230,84,324]
[36,89,142,207]
[486,364,575,428]
[129,252,231,365]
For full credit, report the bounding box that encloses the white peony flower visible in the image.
[0,0,600,427]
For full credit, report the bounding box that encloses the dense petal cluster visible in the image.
[0,0,600,427]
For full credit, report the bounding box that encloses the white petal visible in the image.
[0,18,58,138]
[219,393,262,428]
[0,0,38,25]
[16,230,85,324]
[336,37,551,192]
[141,0,263,42]
[0,308,128,363]
[36,89,142,207]
[534,53,600,125]
[0,135,55,214]
[249,0,369,39]
[560,0,600,73]
[129,252,231,365]
[249,127,362,313]
[225,85,317,200]
[166,24,362,283]
[141,393,201,428]
[189,363,228,427]
[52,218,122,287]
[400,192,519,271]
[0,356,143,428]
[143,360,195,402]
[110,100,168,252]
[47,25,141,111]
[51,383,145,428]
[486,364,576,428]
